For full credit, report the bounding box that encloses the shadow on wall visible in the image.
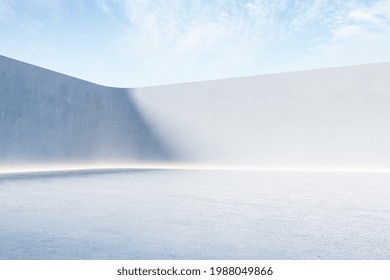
[0,55,174,166]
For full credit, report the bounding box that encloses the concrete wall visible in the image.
[1,55,390,170]
[134,62,390,169]
[0,55,173,168]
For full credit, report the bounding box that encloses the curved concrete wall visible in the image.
[1,55,390,170]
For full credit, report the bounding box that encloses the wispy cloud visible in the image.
[337,0,390,38]
[116,0,375,84]
[121,0,342,53]
[95,0,125,14]
[313,0,390,63]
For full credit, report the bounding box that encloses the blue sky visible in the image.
[1,0,390,87]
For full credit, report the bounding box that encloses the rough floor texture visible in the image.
[0,169,389,259]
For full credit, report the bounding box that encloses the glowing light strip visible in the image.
[1,162,390,175]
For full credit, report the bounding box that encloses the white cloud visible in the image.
[96,0,112,14]
[95,0,124,14]
[296,0,390,72]
[328,0,390,43]
[348,10,376,21]
[117,0,374,85]
[121,0,348,56]
[333,24,364,38]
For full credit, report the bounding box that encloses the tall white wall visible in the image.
[133,63,390,170]
[1,55,390,170]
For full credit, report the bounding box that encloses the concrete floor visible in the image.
[0,169,389,259]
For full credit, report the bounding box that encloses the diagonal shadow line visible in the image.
[0,55,176,166]
[93,86,176,162]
